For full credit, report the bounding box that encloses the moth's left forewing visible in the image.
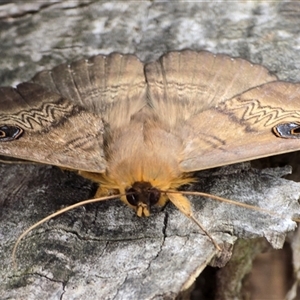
[0,53,148,173]
[180,81,300,172]
[0,83,106,172]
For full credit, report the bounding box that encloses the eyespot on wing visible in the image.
[0,125,23,142]
[273,122,300,139]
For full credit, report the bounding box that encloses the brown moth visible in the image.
[1,50,300,255]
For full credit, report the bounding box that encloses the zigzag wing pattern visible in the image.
[0,82,106,172]
[218,86,300,128]
[0,99,74,130]
[180,81,300,172]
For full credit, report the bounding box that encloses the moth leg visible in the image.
[77,170,119,198]
[94,186,118,198]
[157,193,169,207]
[77,170,104,182]
[167,193,221,251]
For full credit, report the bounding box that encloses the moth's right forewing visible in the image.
[180,81,300,172]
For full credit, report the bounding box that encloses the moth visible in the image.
[1,50,300,254]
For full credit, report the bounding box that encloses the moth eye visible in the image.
[149,189,160,206]
[273,122,300,139]
[0,125,23,142]
[126,188,139,206]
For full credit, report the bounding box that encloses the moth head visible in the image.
[125,181,161,217]
[86,171,193,217]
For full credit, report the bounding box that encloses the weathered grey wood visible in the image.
[1,1,300,299]
[286,228,300,300]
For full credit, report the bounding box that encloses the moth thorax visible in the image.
[125,182,161,217]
